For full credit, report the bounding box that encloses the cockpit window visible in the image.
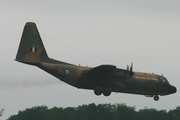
[159,77,167,83]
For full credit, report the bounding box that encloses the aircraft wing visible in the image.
[88,65,116,77]
[83,65,134,81]
[82,65,116,81]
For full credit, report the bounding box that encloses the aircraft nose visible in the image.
[168,85,177,94]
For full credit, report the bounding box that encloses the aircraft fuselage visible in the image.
[16,22,177,101]
[35,62,176,100]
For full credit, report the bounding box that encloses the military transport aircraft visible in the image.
[15,22,177,101]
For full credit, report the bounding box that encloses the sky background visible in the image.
[0,0,180,119]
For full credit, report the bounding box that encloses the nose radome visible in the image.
[168,85,177,94]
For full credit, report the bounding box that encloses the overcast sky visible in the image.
[0,0,180,119]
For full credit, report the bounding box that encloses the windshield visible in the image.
[159,77,168,83]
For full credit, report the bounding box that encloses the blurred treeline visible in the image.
[8,103,180,120]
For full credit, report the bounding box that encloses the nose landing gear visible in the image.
[153,95,159,101]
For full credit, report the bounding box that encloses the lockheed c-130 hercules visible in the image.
[15,22,177,101]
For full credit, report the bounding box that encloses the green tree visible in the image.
[168,107,180,120]
[44,107,65,120]
[77,103,98,120]
[7,103,180,120]
[112,103,137,120]
[9,106,47,120]
[76,103,113,120]
[138,108,169,120]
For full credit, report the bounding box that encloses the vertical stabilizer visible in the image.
[16,22,48,64]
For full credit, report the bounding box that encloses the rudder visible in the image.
[16,22,48,64]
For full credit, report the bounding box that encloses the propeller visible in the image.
[126,62,134,77]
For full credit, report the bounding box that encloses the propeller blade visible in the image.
[126,65,129,71]
[129,62,134,77]
[130,62,133,72]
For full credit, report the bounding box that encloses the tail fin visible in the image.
[16,22,48,64]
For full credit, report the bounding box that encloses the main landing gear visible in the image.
[94,90,102,96]
[94,88,112,97]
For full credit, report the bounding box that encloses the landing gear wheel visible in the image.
[94,90,102,96]
[153,95,159,101]
[103,92,111,96]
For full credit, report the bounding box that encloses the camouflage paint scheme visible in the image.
[15,22,177,101]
